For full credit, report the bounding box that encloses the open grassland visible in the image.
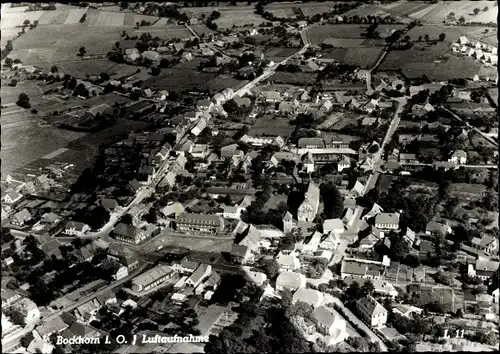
[266,1,339,17]
[132,25,191,39]
[403,25,497,45]
[343,4,412,23]
[270,72,317,85]
[214,11,267,28]
[307,24,368,44]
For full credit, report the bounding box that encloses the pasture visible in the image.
[141,69,217,92]
[266,1,338,18]
[248,115,295,138]
[270,72,317,85]
[214,10,267,28]
[306,24,368,44]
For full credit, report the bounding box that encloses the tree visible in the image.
[151,67,161,76]
[473,8,480,15]
[73,83,89,98]
[78,46,87,56]
[361,280,375,296]
[33,20,39,27]
[438,33,446,42]
[345,282,362,302]
[483,6,488,12]
[258,258,280,280]
[16,93,31,109]
[20,332,34,348]
[7,310,26,327]
[120,2,129,10]
[424,34,430,42]
[4,57,13,67]
[120,214,133,225]
[51,65,58,73]
[320,183,343,219]
[23,19,30,26]
[417,36,422,42]
[458,16,465,24]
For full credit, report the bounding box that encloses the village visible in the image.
[1,1,499,353]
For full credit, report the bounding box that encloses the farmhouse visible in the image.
[131,265,174,293]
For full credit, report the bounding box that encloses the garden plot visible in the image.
[248,115,295,138]
[63,9,87,24]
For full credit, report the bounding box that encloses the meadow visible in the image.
[248,114,295,138]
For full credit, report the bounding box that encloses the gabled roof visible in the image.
[14,208,32,223]
[292,288,323,307]
[188,264,211,284]
[357,296,387,316]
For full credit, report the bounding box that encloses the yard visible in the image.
[248,114,295,138]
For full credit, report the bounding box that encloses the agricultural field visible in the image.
[381,0,497,24]
[132,25,191,39]
[85,9,159,27]
[0,82,43,105]
[263,46,299,61]
[248,115,295,138]
[379,42,495,80]
[402,25,492,44]
[214,10,267,28]
[306,24,368,44]
[321,47,384,69]
[205,75,248,93]
[266,1,337,18]
[343,4,411,23]
[141,69,217,92]
[270,72,317,85]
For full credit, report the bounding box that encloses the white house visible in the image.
[12,298,40,323]
[276,252,301,271]
[448,150,467,164]
[356,296,387,328]
[313,306,347,344]
[64,221,91,237]
[374,213,399,230]
[323,219,345,234]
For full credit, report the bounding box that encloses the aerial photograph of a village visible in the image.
[0,0,498,353]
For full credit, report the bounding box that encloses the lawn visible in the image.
[248,115,295,138]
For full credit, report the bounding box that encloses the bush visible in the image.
[31,109,38,114]
[9,79,18,87]
[79,14,87,23]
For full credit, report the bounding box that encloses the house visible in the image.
[374,213,399,230]
[448,150,467,164]
[142,50,161,63]
[340,259,384,280]
[319,231,340,251]
[349,181,365,198]
[33,316,67,341]
[112,223,148,245]
[337,156,351,172]
[131,265,174,293]
[27,338,54,354]
[172,258,199,274]
[292,288,323,308]
[399,153,417,164]
[41,212,61,225]
[282,211,297,234]
[161,202,185,218]
[243,270,267,286]
[323,219,344,235]
[297,181,320,223]
[185,264,212,288]
[11,208,32,226]
[295,231,322,254]
[1,289,22,306]
[302,152,315,173]
[425,221,451,237]
[12,298,40,322]
[175,213,224,234]
[275,271,307,291]
[230,244,254,264]
[313,306,347,343]
[191,118,207,136]
[468,259,499,281]
[259,91,281,103]
[220,206,244,220]
[356,296,387,328]
[204,272,220,291]
[471,235,497,254]
[276,250,301,270]
[197,99,213,112]
[3,190,22,204]
[345,277,398,298]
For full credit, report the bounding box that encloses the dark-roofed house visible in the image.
[230,244,254,264]
[313,306,347,343]
[60,312,77,326]
[112,223,147,245]
[356,295,387,328]
[204,271,221,291]
[131,265,174,293]
[197,99,213,112]
[340,259,384,280]
[185,264,212,288]
[172,258,199,274]
[63,221,90,236]
[175,213,224,234]
[469,259,499,281]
